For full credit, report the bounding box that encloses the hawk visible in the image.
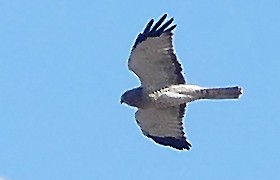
[121,14,242,150]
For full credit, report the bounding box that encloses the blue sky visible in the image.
[0,0,279,180]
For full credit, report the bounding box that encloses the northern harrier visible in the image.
[121,14,242,150]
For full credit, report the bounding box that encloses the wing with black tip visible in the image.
[128,14,186,92]
[135,104,191,150]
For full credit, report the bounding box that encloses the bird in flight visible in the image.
[121,14,242,150]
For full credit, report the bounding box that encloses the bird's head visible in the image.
[120,87,143,108]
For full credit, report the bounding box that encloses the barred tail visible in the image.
[201,86,242,99]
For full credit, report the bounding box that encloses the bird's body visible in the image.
[123,85,242,109]
[121,14,242,150]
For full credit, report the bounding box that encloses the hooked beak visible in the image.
[120,99,124,104]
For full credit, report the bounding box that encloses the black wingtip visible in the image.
[150,14,167,33]
[147,135,192,150]
[165,24,177,33]
[143,19,154,34]
[159,14,168,23]
[132,14,176,49]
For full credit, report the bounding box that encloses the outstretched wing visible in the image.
[135,104,191,150]
[128,14,186,92]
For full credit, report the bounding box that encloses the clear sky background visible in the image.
[0,0,279,180]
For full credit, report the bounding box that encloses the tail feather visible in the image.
[200,86,242,99]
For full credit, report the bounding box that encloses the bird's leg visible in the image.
[168,84,204,101]
[151,90,195,107]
